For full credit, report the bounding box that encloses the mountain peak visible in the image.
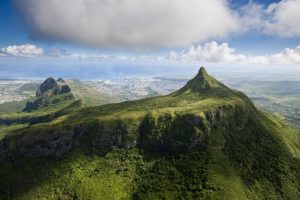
[36,77,71,97]
[197,66,208,77]
[175,66,227,95]
[24,77,74,112]
[57,78,65,83]
[36,78,58,96]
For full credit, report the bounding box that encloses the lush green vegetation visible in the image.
[0,99,80,141]
[0,67,299,199]
[67,79,119,106]
[0,97,80,123]
[0,100,28,114]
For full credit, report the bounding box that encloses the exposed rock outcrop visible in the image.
[36,77,71,97]
[23,77,74,112]
[36,78,58,97]
[57,77,66,83]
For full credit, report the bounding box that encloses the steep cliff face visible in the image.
[7,103,250,158]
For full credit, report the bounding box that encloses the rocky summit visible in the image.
[56,77,66,83]
[23,77,74,112]
[36,77,71,97]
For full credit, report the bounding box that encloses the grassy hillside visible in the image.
[0,77,82,140]
[0,79,116,115]
[67,79,119,106]
[0,67,299,199]
[0,99,81,140]
[17,82,40,96]
[0,100,28,114]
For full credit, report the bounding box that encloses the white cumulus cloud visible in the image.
[180,41,246,62]
[168,41,300,65]
[239,0,300,38]
[14,0,238,49]
[11,0,300,49]
[264,0,300,37]
[1,44,44,57]
[268,46,300,64]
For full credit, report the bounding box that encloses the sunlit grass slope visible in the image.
[67,79,119,106]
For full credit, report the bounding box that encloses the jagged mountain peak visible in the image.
[57,77,66,83]
[36,77,71,97]
[24,77,74,112]
[197,66,208,77]
[36,77,58,97]
[175,66,228,95]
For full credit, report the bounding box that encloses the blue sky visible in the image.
[1,0,300,79]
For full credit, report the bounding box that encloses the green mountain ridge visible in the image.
[0,67,299,199]
[176,67,228,93]
[0,78,81,141]
[0,78,118,140]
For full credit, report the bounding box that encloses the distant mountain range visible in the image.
[0,67,299,199]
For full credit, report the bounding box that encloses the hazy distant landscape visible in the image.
[2,72,300,126]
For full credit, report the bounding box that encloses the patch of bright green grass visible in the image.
[67,79,118,106]
[0,100,28,114]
